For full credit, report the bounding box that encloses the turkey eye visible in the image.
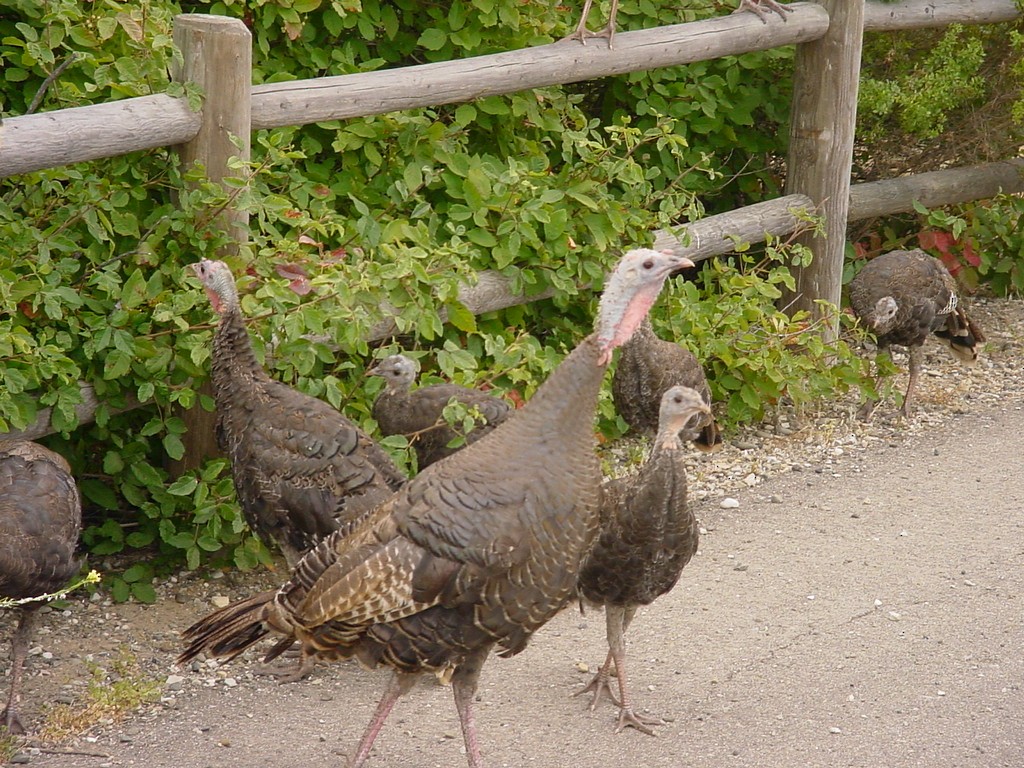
[642,259,653,270]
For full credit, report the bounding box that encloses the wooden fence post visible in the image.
[782,0,865,338]
[170,14,252,473]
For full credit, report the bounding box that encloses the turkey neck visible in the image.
[619,315,657,355]
[511,334,604,442]
[211,304,270,397]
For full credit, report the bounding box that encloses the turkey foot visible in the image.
[736,0,792,22]
[616,706,665,736]
[255,650,314,684]
[575,654,621,710]
[856,399,878,422]
[562,0,620,48]
[1,704,26,736]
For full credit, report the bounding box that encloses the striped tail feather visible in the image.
[178,590,278,665]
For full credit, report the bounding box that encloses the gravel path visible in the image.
[3,296,1023,767]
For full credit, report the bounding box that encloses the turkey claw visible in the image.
[615,707,665,736]
[574,671,621,711]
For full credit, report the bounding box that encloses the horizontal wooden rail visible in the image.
[250,5,828,130]
[863,0,1020,30]
[849,159,1024,221]
[3,0,1020,177]
[0,95,201,177]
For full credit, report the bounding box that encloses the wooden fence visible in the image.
[1,0,1022,444]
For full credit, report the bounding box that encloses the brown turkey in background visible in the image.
[367,353,511,470]
[848,248,984,420]
[0,441,82,734]
[612,316,721,451]
[189,259,405,568]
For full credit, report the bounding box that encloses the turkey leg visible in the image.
[2,608,38,734]
[606,606,665,735]
[451,647,490,768]
[563,0,620,47]
[902,345,924,417]
[348,672,417,768]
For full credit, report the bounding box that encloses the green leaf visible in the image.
[122,564,151,583]
[130,582,157,604]
[445,301,477,333]
[418,28,447,50]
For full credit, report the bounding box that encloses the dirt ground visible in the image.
[4,300,1024,768]
[4,392,1019,767]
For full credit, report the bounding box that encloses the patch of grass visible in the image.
[0,732,19,763]
[38,647,162,742]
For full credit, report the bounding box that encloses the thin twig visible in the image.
[26,52,78,115]
[30,746,112,758]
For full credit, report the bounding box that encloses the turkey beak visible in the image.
[366,364,383,378]
[668,255,696,274]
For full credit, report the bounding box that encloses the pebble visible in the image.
[720,497,740,509]
[9,754,30,764]
[210,595,231,609]
[223,677,238,688]
[166,674,185,691]
[829,726,842,734]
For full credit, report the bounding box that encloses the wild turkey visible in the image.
[368,354,512,470]
[189,259,406,568]
[576,385,708,734]
[0,441,81,734]
[848,249,984,420]
[612,316,720,450]
[180,247,694,768]
[565,0,790,46]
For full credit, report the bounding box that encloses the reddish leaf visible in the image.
[275,262,309,280]
[297,234,322,248]
[289,278,313,296]
[962,238,981,268]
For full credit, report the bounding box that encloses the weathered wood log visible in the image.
[0,95,200,178]
[170,15,253,474]
[782,0,866,338]
[653,195,816,260]
[863,0,1019,30]
[250,5,829,130]
[849,159,1024,221]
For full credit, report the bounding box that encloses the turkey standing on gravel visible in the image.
[848,249,984,420]
[179,247,695,768]
[576,385,708,734]
[189,259,405,568]
[367,353,512,470]
[0,441,82,734]
[612,316,720,451]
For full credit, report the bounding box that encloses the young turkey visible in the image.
[189,259,405,568]
[180,247,695,768]
[367,354,512,470]
[0,441,81,734]
[565,0,791,47]
[848,249,984,420]
[612,316,721,451]
[576,386,708,734]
